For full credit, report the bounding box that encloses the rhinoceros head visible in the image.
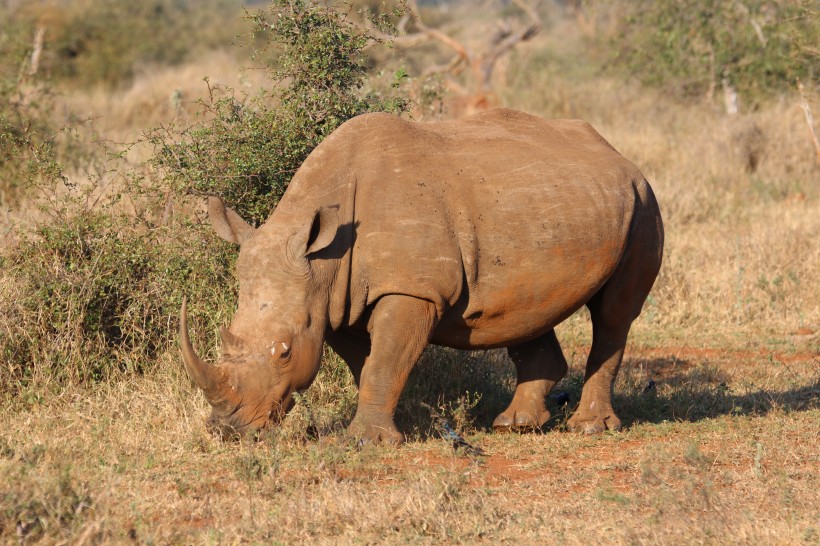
[180,197,340,438]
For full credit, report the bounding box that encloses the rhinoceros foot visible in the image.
[347,413,405,445]
[492,404,550,431]
[567,411,622,434]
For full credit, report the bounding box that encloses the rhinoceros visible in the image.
[180,108,664,443]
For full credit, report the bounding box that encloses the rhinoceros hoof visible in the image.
[567,412,622,434]
[348,417,405,445]
[492,408,549,431]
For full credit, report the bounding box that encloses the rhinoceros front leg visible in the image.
[348,295,438,444]
[493,329,568,431]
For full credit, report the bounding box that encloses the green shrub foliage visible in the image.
[2,209,237,385]
[603,0,818,100]
[153,0,409,225]
[1,0,409,390]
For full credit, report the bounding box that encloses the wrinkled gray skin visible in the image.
[180,108,664,443]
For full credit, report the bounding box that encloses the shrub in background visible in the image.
[599,0,818,102]
[3,0,245,89]
[1,205,237,388]
[0,10,61,206]
[0,4,234,392]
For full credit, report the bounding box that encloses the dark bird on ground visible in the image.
[437,419,486,457]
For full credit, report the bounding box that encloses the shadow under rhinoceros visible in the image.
[394,347,517,440]
[609,356,820,429]
[392,350,819,440]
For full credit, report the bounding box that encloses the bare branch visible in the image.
[420,53,466,80]
[479,0,542,91]
[29,26,45,76]
[722,76,739,115]
[797,79,820,164]
[387,0,543,117]
[376,31,430,49]
[736,2,767,48]
[406,0,471,61]
[442,78,469,97]
[397,12,410,34]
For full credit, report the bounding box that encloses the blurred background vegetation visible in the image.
[3,0,245,89]
[0,0,817,423]
[604,0,817,102]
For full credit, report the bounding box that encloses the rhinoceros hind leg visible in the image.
[493,329,568,431]
[348,295,438,444]
[568,290,647,434]
[566,319,628,434]
[569,187,663,434]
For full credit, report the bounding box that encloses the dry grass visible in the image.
[2,5,819,544]
[71,51,264,128]
[63,50,269,158]
[2,349,817,544]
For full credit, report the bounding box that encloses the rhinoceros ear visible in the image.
[291,204,340,258]
[208,196,255,246]
[307,205,341,255]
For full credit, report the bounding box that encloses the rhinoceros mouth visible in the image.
[205,393,295,440]
[206,407,258,440]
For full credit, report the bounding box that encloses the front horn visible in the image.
[180,298,225,403]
